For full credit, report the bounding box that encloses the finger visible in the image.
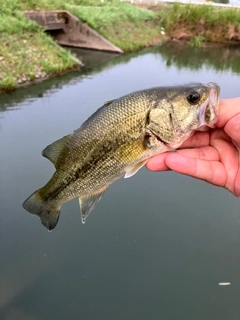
[146,140,219,172]
[211,129,239,194]
[217,98,240,128]
[235,168,240,197]
[146,152,170,172]
[178,131,210,149]
[165,153,227,187]
[177,146,220,161]
[224,113,240,147]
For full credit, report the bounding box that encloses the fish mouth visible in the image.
[198,82,220,130]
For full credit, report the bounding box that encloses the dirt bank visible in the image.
[136,3,240,44]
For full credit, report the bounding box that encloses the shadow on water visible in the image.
[0,42,240,112]
[69,47,120,69]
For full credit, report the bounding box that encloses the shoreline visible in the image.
[1,1,240,93]
[0,65,80,95]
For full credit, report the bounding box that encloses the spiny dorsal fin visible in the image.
[124,160,147,179]
[42,135,70,167]
[104,99,115,106]
[79,188,108,224]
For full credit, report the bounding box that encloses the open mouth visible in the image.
[199,82,220,129]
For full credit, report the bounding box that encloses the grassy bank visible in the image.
[1,0,240,92]
[0,2,81,91]
[18,0,160,51]
[157,3,240,45]
[68,3,160,51]
[0,0,161,92]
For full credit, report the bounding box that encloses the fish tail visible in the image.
[22,189,61,231]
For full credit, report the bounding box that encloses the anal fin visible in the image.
[79,188,108,224]
[124,160,147,179]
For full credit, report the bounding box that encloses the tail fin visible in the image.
[22,190,61,231]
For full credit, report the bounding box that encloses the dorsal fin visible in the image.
[42,135,70,167]
[79,188,108,224]
[104,99,115,106]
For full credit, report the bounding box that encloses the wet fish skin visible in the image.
[22,82,220,230]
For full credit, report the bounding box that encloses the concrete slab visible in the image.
[23,10,123,53]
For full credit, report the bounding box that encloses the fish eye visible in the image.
[187,91,201,104]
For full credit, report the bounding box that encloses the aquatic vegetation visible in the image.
[189,36,205,47]
[0,75,16,91]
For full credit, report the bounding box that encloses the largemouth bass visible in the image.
[23,82,220,230]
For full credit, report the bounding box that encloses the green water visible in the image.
[0,43,239,320]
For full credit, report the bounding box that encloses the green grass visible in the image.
[1,0,240,91]
[0,29,79,91]
[0,1,82,92]
[161,3,240,28]
[68,3,156,28]
[68,3,159,51]
[189,35,204,47]
[0,0,160,91]
[160,3,240,42]
[2,0,158,47]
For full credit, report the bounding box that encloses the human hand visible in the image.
[146,98,240,197]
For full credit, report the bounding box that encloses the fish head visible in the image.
[148,82,220,148]
[171,81,220,129]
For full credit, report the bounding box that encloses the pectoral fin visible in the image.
[79,188,108,224]
[124,160,147,178]
[42,135,70,167]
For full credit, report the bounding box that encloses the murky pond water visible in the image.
[0,43,239,320]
